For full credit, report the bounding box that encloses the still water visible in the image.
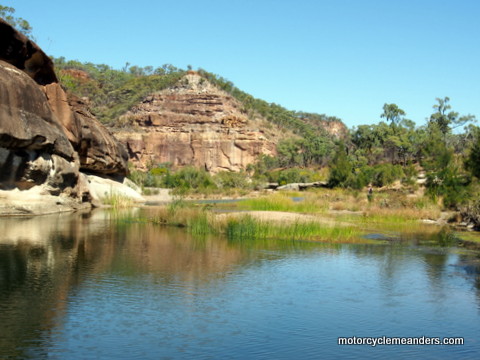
[0,208,479,359]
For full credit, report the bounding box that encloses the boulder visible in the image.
[0,61,74,159]
[277,183,300,191]
[0,186,89,216]
[0,21,135,215]
[68,94,129,176]
[0,18,57,85]
[86,175,145,204]
[42,84,129,176]
[0,60,85,205]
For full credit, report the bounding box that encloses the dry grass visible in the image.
[101,192,135,208]
[144,188,449,244]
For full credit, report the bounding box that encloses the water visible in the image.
[0,208,479,359]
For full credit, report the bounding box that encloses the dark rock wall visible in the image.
[0,19,128,209]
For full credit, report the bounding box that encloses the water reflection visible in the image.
[0,209,479,359]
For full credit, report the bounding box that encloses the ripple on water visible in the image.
[1,211,479,360]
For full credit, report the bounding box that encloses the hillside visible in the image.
[53,59,347,170]
[112,71,278,172]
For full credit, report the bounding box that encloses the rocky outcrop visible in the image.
[0,20,134,215]
[319,120,348,138]
[42,84,129,176]
[113,73,277,172]
[0,19,57,85]
[0,61,81,190]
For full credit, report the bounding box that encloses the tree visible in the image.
[328,141,353,188]
[429,97,475,136]
[277,139,304,167]
[0,5,33,37]
[465,126,480,179]
[421,122,471,208]
[380,103,406,128]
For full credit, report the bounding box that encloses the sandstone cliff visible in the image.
[112,72,278,172]
[0,19,133,215]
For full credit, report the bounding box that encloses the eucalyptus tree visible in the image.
[381,103,406,130]
[429,97,476,137]
[465,126,480,179]
[0,5,33,37]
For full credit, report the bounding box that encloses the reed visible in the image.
[187,211,218,236]
[455,231,480,244]
[149,205,362,242]
[101,192,135,208]
[239,193,328,213]
[224,215,361,242]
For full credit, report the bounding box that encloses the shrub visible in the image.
[328,142,353,188]
[371,164,404,187]
[128,169,147,186]
[213,171,251,189]
[163,166,216,190]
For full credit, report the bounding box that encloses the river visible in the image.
[0,208,479,359]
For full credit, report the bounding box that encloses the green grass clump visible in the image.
[187,212,217,237]
[149,204,362,242]
[225,215,361,242]
[239,193,327,213]
[239,195,293,211]
[455,231,480,244]
[101,192,135,208]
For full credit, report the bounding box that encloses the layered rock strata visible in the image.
[113,73,276,172]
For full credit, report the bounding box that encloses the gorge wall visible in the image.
[0,19,130,215]
[112,73,278,173]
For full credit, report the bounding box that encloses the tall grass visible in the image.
[225,215,360,242]
[147,188,446,242]
[239,193,328,213]
[187,211,217,236]
[150,205,361,242]
[101,192,135,208]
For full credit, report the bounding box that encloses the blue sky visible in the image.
[8,0,480,128]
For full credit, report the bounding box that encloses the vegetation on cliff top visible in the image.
[52,58,343,168]
[4,6,480,231]
[0,5,33,37]
[53,58,186,124]
[51,57,480,216]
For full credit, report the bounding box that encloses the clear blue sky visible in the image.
[8,0,480,128]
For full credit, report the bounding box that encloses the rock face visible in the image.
[0,60,80,194]
[42,84,129,176]
[0,19,57,85]
[319,120,348,139]
[0,20,132,215]
[113,72,277,172]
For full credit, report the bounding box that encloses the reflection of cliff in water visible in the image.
[0,211,113,358]
[0,209,248,358]
[1,209,480,358]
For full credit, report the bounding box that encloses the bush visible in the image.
[328,143,352,188]
[213,171,251,189]
[328,160,405,190]
[401,163,418,186]
[163,167,216,190]
[371,164,404,187]
[426,165,471,209]
[127,169,147,187]
[344,167,372,189]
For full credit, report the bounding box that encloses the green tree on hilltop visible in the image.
[429,97,475,137]
[381,103,406,129]
[0,5,33,37]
